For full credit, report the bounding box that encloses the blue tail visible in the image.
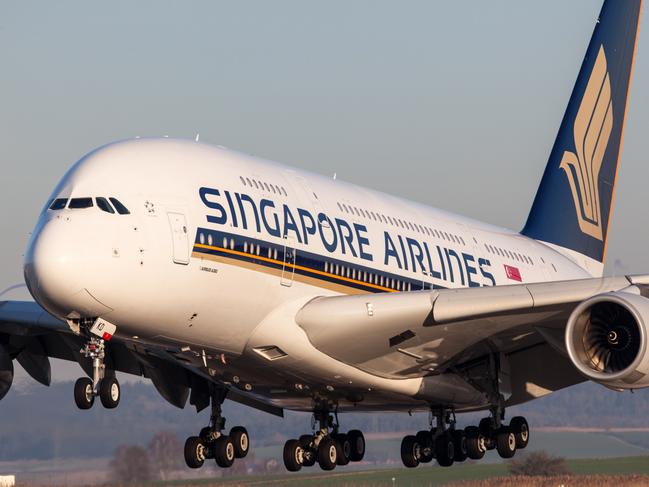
[522,0,642,264]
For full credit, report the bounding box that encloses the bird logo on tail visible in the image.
[560,45,613,242]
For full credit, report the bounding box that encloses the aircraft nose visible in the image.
[24,218,110,318]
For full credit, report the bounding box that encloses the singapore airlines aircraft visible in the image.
[0,0,644,472]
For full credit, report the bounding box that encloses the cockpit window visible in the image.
[49,198,68,210]
[96,197,115,214]
[109,198,130,215]
[68,197,94,209]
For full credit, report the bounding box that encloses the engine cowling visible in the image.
[565,291,649,389]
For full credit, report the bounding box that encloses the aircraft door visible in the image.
[281,236,296,286]
[167,212,190,265]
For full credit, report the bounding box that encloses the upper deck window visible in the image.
[49,198,68,210]
[109,198,130,215]
[96,197,115,214]
[69,197,93,209]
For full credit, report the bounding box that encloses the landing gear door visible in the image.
[281,236,296,287]
[167,212,190,265]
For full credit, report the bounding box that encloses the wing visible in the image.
[0,300,282,416]
[295,275,649,406]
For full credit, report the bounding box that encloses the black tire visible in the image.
[333,433,351,466]
[230,426,249,458]
[495,427,517,459]
[283,439,303,472]
[318,437,337,471]
[299,435,316,467]
[99,376,120,409]
[184,436,206,469]
[416,430,434,463]
[465,426,486,460]
[74,377,94,410]
[510,416,530,449]
[435,433,455,467]
[214,435,236,468]
[452,429,468,462]
[479,417,495,450]
[400,435,420,468]
[199,426,212,442]
[347,429,365,462]
[478,417,492,437]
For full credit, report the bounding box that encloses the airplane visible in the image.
[0,0,644,473]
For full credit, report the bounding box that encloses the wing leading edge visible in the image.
[295,275,649,380]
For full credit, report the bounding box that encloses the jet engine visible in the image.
[565,291,649,389]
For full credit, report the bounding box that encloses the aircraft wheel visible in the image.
[416,430,434,463]
[465,426,486,460]
[214,435,235,467]
[479,417,495,450]
[435,433,455,467]
[230,426,249,458]
[318,437,337,471]
[452,429,468,462]
[332,433,351,466]
[74,377,94,410]
[299,435,316,466]
[283,439,303,472]
[496,427,517,459]
[347,429,365,462]
[184,436,206,468]
[400,435,420,468]
[510,416,529,449]
[99,376,120,409]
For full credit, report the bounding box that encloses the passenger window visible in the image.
[96,197,115,214]
[49,198,68,210]
[109,198,130,215]
[69,197,93,209]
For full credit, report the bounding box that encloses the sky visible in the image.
[1,0,649,380]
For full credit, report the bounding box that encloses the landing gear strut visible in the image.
[183,386,250,469]
[74,333,120,410]
[283,406,365,472]
[401,409,465,468]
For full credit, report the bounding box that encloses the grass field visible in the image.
[159,456,649,487]
[7,431,649,485]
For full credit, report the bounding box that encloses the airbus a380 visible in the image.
[0,0,644,473]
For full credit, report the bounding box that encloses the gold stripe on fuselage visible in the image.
[192,243,397,295]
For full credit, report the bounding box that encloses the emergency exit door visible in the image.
[167,212,190,265]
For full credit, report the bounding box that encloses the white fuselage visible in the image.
[23,138,595,411]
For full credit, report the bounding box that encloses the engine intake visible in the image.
[565,291,649,389]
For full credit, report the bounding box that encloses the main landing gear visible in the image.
[73,335,121,410]
[400,408,529,468]
[283,409,365,472]
[184,388,250,469]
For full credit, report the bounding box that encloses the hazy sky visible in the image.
[1,1,648,379]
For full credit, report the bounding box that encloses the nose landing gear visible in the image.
[73,321,121,410]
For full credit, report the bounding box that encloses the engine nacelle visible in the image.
[565,291,649,389]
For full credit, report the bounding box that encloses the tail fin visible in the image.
[522,0,642,267]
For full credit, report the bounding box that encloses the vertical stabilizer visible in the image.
[522,0,642,268]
